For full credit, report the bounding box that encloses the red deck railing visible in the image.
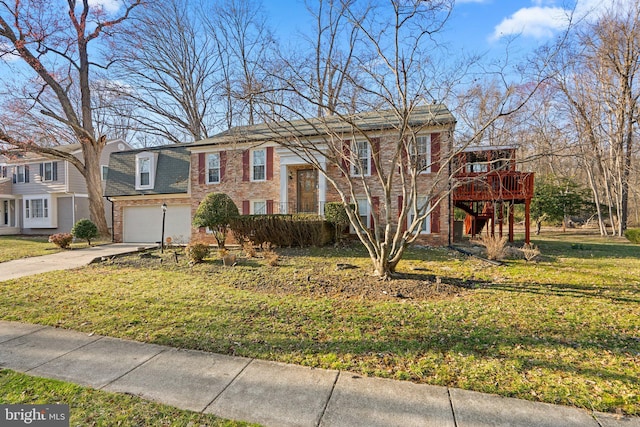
[452,171,534,202]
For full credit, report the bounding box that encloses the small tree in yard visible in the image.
[325,202,352,243]
[72,219,99,246]
[193,193,239,248]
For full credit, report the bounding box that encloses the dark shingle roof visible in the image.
[193,104,455,147]
[105,145,190,197]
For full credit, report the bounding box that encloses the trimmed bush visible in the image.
[624,228,640,244]
[324,202,354,242]
[192,193,239,248]
[185,241,210,264]
[230,214,332,247]
[71,219,99,245]
[48,233,73,249]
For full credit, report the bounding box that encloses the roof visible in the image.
[0,139,129,163]
[193,104,455,147]
[104,145,190,197]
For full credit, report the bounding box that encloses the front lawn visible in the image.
[0,231,638,415]
[0,369,257,426]
[0,235,111,263]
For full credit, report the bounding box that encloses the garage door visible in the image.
[123,205,191,244]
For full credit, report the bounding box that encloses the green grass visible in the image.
[0,231,638,415]
[0,235,111,263]
[0,369,257,426]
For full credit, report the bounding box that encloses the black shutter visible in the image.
[24,165,29,183]
[52,162,58,181]
[39,163,43,181]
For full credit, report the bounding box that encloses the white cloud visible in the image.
[491,6,568,40]
[491,0,638,41]
[88,0,122,14]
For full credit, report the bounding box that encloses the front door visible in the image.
[297,169,317,213]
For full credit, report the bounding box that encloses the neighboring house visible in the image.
[0,139,130,235]
[106,105,456,245]
[104,145,191,244]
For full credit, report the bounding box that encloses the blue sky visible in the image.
[260,0,634,58]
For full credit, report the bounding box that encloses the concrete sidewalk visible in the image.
[0,243,153,281]
[0,321,637,427]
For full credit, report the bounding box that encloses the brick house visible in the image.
[106,105,456,245]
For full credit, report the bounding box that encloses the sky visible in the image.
[259,0,634,58]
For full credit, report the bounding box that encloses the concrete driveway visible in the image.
[0,243,152,282]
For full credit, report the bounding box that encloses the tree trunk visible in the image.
[82,141,110,236]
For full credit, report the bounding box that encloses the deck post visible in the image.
[508,202,514,243]
[525,198,531,244]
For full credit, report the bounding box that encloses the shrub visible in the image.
[192,193,239,248]
[520,243,541,262]
[624,228,640,244]
[324,202,354,242]
[242,241,257,258]
[48,233,73,249]
[476,234,507,261]
[230,214,332,247]
[71,219,99,245]
[185,241,210,264]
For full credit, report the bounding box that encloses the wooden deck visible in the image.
[452,171,534,202]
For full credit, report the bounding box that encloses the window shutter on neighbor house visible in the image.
[242,200,250,215]
[266,147,274,180]
[242,151,250,182]
[266,200,274,214]
[431,199,441,233]
[24,165,29,183]
[431,133,441,173]
[52,162,57,181]
[39,163,43,181]
[198,153,205,184]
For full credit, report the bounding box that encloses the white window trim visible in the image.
[251,200,267,215]
[351,141,371,177]
[41,161,55,181]
[206,153,221,184]
[15,165,26,183]
[355,198,371,228]
[251,148,267,182]
[408,197,432,234]
[23,195,56,228]
[135,152,156,190]
[414,134,432,174]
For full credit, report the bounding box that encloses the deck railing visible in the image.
[453,171,534,201]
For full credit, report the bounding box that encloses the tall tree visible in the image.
[545,2,640,235]
[0,0,143,235]
[113,0,220,143]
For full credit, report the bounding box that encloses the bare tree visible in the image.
[205,0,276,127]
[113,0,220,143]
[545,2,640,235]
[0,0,143,235]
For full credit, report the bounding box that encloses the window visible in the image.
[40,162,57,181]
[101,165,109,181]
[351,141,370,176]
[252,200,267,215]
[14,165,28,183]
[408,197,431,234]
[26,199,48,218]
[356,198,370,228]
[207,153,220,184]
[23,195,55,228]
[252,149,266,181]
[412,135,432,173]
[1,166,7,178]
[135,152,155,189]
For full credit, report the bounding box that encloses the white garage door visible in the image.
[123,205,191,244]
